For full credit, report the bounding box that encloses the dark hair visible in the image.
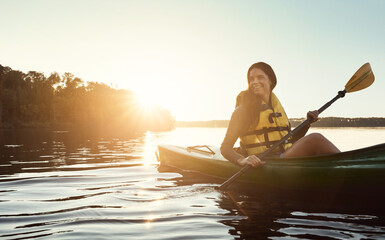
[236,62,277,127]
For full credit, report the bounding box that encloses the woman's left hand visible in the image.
[307,110,319,123]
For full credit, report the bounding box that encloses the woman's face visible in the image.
[248,68,272,98]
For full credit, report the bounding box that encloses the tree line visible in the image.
[0,64,175,134]
[290,117,385,127]
[177,117,385,128]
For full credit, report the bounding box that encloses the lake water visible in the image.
[1,127,385,239]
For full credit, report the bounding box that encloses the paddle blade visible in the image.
[345,63,375,93]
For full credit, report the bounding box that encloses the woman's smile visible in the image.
[249,68,272,102]
[251,83,263,91]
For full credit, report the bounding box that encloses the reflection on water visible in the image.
[0,128,384,239]
[217,190,385,239]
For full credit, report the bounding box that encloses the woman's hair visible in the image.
[236,62,277,127]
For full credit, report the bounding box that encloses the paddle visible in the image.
[219,63,375,190]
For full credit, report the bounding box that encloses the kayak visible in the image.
[157,143,385,190]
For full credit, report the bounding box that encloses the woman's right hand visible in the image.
[237,155,265,167]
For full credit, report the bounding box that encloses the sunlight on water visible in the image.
[0,128,384,239]
[142,131,159,166]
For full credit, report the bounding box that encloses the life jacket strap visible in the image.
[243,138,293,149]
[242,126,290,137]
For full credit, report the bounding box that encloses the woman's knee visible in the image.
[304,133,333,149]
[285,133,339,157]
[307,132,326,142]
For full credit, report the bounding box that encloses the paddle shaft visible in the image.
[219,90,346,190]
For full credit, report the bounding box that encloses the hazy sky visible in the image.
[1,0,384,120]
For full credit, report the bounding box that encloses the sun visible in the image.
[137,92,156,110]
[135,88,176,116]
[129,83,183,120]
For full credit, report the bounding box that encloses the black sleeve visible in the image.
[220,107,249,165]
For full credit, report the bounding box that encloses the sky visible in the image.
[1,0,384,121]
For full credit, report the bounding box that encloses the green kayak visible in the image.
[157,143,385,190]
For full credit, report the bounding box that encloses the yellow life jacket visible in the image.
[240,93,293,156]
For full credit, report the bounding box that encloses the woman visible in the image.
[221,62,340,167]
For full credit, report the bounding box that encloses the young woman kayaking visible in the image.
[221,62,340,167]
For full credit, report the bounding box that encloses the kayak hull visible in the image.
[157,143,385,190]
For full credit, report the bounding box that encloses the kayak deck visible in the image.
[157,143,385,189]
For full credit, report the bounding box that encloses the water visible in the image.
[0,127,385,239]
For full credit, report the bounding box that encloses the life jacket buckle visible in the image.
[268,112,282,123]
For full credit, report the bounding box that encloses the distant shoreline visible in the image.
[176,117,385,128]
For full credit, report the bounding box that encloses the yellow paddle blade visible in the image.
[345,63,375,93]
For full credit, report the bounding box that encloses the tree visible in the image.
[2,69,25,125]
[0,64,3,128]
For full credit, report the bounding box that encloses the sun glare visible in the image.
[135,88,177,117]
[137,93,156,111]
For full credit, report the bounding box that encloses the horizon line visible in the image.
[176,117,385,122]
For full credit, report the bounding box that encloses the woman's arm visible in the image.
[221,107,265,167]
[220,107,247,164]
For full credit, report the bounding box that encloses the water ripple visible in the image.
[274,213,385,240]
[0,205,122,217]
[0,229,73,240]
[1,128,385,239]
[15,214,235,229]
[38,191,119,202]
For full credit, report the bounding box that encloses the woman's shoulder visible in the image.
[235,90,247,107]
[231,105,249,123]
[233,105,248,115]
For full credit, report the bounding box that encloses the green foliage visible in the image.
[0,65,175,133]
[177,118,385,128]
[290,117,385,127]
